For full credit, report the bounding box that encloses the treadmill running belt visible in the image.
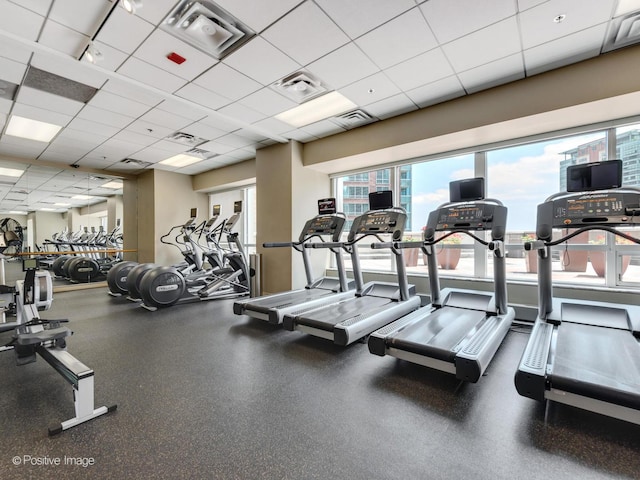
[245,289,333,314]
[550,323,640,410]
[296,296,392,332]
[389,307,487,362]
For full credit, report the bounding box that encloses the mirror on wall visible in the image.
[0,159,124,290]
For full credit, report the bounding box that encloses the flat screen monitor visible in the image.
[566,159,622,192]
[22,258,38,271]
[190,208,197,219]
[450,178,485,202]
[234,201,242,213]
[212,204,221,217]
[318,198,336,215]
[369,190,393,210]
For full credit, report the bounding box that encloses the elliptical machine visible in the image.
[138,201,253,310]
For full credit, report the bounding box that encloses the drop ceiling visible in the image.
[0,0,638,184]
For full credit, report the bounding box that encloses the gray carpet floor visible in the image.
[1,285,639,479]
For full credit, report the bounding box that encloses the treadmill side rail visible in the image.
[455,309,514,382]
[514,321,553,401]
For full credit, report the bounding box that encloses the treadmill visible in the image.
[368,178,515,382]
[233,198,354,325]
[515,160,640,425]
[282,190,421,346]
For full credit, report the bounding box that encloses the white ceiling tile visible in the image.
[214,133,256,149]
[136,0,178,25]
[0,56,27,84]
[517,0,548,11]
[179,122,227,141]
[212,0,304,33]
[174,83,231,111]
[340,72,402,106]
[155,100,207,122]
[307,43,379,89]
[0,98,12,115]
[365,93,418,120]
[101,78,164,107]
[91,138,141,157]
[421,0,517,44]
[11,103,72,127]
[519,0,615,49]
[95,7,154,54]
[195,141,237,155]
[130,146,183,162]
[42,143,93,156]
[262,2,350,65]
[88,90,151,117]
[39,20,89,57]
[39,150,85,162]
[55,127,109,146]
[139,108,193,131]
[149,140,192,154]
[48,0,111,36]
[0,2,45,41]
[8,0,52,16]
[77,105,135,129]
[0,40,33,64]
[111,130,158,147]
[300,119,346,138]
[385,48,454,91]
[458,54,524,93]
[524,23,607,76]
[117,57,188,93]
[355,8,438,69]
[223,37,300,86]
[77,156,117,168]
[193,63,262,101]
[317,0,416,39]
[252,116,295,135]
[239,88,296,116]
[405,75,465,108]
[124,119,175,140]
[16,86,84,116]
[31,53,108,89]
[132,29,219,81]
[441,17,520,72]
[217,102,266,124]
[66,117,120,137]
[80,41,129,71]
[0,141,47,158]
[200,115,240,132]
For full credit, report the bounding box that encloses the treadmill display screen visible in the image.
[552,193,626,226]
[436,206,484,230]
[318,198,337,215]
[369,190,393,210]
[566,160,622,192]
[357,211,397,233]
[306,216,339,234]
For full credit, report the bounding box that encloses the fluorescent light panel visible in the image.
[275,91,357,128]
[5,115,62,142]
[159,154,202,168]
[101,181,123,189]
[0,167,24,177]
[615,0,640,16]
[54,202,71,206]
[72,194,93,200]
[40,208,56,212]
[9,210,27,215]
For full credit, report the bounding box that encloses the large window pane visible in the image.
[404,154,475,277]
[487,131,608,285]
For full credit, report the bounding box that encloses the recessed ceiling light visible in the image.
[54,202,71,206]
[85,42,104,64]
[159,154,202,168]
[274,91,357,128]
[101,181,123,189]
[5,115,62,143]
[40,208,57,212]
[72,194,93,200]
[8,210,28,215]
[0,167,24,177]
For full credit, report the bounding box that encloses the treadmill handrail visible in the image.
[371,230,490,250]
[526,226,640,248]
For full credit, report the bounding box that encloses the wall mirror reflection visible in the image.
[0,160,124,291]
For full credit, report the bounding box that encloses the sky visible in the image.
[410,131,606,232]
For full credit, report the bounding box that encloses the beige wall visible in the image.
[31,211,66,247]
[136,170,155,263]
[152,169,208,266]
[192,159,256,192]
[123,177,138,262]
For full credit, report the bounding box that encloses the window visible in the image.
[376,169,390,184]
[344,186,369,198]
[345,173,368,182]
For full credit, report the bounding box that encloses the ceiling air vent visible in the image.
[603,12,640,52]
[0,79,18,101]
[161,1,255,59]
[166,131,208,146]
[331,109,376,129]
[186,147,218,159]
[23,67,97,103]
[271,72,328,103]
[120,158,153,168]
